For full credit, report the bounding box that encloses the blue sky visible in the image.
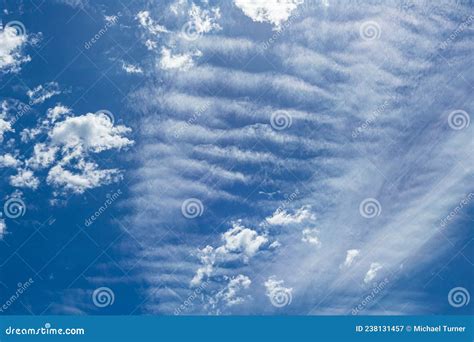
[0,0,473,316]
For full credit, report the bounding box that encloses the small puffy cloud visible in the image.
[159,47,201,71]
[10,169,40,189]
[210,274,252,307]
[4,106,133,194]
[46,161,121,194]
[191,222,268,286]
[364,262,382,284]
[191,245,215,287]
[265,205,315,226]
[264,276,292,305]
[233,0,303,28]
[0,117,13,141]
[49,112,133,153]
[136,10,168,35]
[122,61,143,74]
[27,143,58,169]
[0,153,21,168]
[0,219,6,239]
[46,104,70,122]
[0,25,30,73]
[27,82,61,105]
[216,221,268,262]
[343,249,360,268]
[301,228,320,246]
[186,3,221,35]
[0,101,14,141]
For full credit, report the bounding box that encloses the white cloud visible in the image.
[186,3,221,35]
[191,221,268,286]
[46,161,121,194]
[159,47,200,71]
[0,118,13,141]
[122,62,143,74]
[233,0,303,28]
[10,169,40,189]
[0,153,21,168]
[27,143,58,169]
[136,11,168,35]
[3,106,133,194]
[342,249,360,268]
[0,219,6,239]
[264,276,292,302]
[364,262,383,284]
[210,274,252,307]
[27,82,61,105]
[49,112,133,153]
[0,26,30,73]
[266,205,315,226]
[301,228,321,246]
[217,222,268,261]
[47,104,70,122]
[0,101,14,141]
